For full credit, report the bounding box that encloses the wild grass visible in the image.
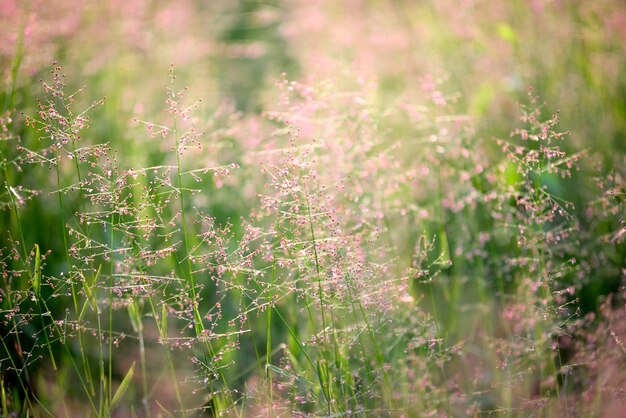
[1,1,625,417]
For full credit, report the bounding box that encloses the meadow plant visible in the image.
[0,25,624,418]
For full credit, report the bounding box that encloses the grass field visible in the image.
[1,1,625,416]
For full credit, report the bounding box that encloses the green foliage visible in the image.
[0,1,625,417]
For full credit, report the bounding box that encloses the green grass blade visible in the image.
[110,361,135,411]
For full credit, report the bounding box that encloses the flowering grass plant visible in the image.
[1,1,625,417]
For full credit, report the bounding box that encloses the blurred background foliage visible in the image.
[3,0,625,157]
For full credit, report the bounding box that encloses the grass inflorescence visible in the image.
[1,2,625,417]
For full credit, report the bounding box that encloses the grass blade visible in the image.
[110,362,135,411]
